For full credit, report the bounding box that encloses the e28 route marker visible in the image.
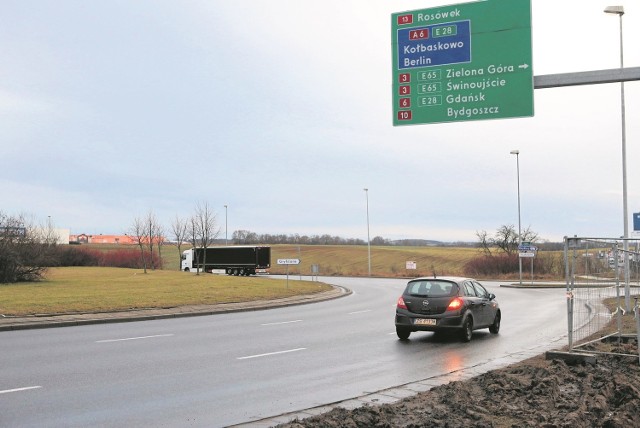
[392,0,533,125]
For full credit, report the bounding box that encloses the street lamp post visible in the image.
[364,188,371,277]
[224,205,228,245]
[510,150,523,286]
[604,5,630,311]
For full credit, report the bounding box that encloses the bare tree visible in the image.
[155,222,166,268]
[233,229,250,244]
[476,224,539,257]
[130,216,148,274]
[144,211,161,270]
[476,230,492,256]
[188,215,200,275]
[191,202,220,274]
[171,215,189,270]
[521,227,539,247]
[494,224,519,255]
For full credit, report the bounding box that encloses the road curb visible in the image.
[499,283,566,288]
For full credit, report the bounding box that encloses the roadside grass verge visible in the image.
[133,244,480,277]
[0,267,332,316]
[95,243,564,279]
[269,245,479,277]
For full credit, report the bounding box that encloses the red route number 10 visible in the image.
[397,110,412,121]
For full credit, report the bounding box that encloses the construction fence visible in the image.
[564,237,640,363]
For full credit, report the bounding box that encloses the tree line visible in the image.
[3,201,560,283]
[232,230,383,246]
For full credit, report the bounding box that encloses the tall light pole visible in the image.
[604,5,630,311]
[364,188,371,277]
[510,150,523,286]
[224,205,228,245]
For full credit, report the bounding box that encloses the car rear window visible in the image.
[406,280,455,297]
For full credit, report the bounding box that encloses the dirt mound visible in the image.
[279,343,640,428]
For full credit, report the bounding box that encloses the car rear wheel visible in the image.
[460,317,473,342]
[396,326,411,340]
[489,312,501,334]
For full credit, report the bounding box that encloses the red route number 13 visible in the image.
[397,14,413,25]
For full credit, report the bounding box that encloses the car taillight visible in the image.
[397,296,407,309]
[447,297,463,311]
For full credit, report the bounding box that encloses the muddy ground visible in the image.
[278,340,640,428]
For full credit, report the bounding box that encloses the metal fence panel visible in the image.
[564,237,639,362]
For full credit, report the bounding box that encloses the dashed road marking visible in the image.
[0,386,42,395]
[237,348,306,360]
[96,334,174,343]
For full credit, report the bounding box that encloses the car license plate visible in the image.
[415,318,436,326]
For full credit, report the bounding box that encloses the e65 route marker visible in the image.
[392,0,533,125]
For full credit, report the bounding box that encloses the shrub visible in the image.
[463,254,518,277]
[464,252,565,278]
[54,246,102,266]
[53,247,163,269]
[101,249,163,269]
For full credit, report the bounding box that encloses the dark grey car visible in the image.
[395,276,501,342]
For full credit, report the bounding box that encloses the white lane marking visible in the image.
[261,320,302,326]
[96,334,174,343]
[0,386,42,395]
[348,309,372,315]
[237,348,306,360]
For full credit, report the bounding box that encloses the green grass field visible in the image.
[0,267,332,316]
[163,244,479,277]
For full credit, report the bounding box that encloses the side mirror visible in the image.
[488,293,496,301]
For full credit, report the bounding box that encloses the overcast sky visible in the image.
[1,0,639,242]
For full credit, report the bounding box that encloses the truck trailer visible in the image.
[181,246,271,276]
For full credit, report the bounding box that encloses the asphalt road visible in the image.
[0,277,568,427]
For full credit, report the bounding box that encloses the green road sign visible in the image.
[392,0,533,125]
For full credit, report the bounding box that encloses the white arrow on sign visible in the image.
[277,259,300,265]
